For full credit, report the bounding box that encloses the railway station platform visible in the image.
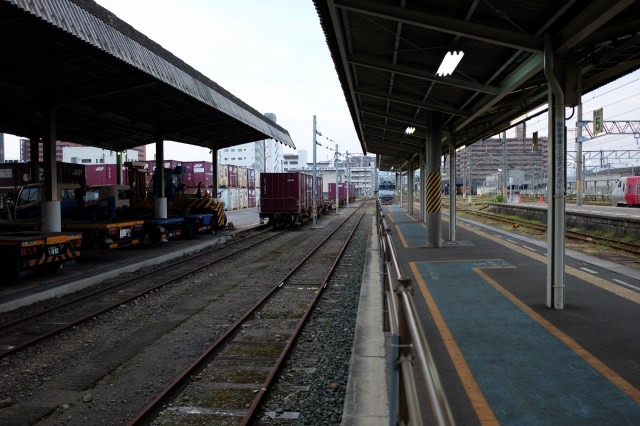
[348,203,640,425]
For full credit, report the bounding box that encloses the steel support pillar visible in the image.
[30,138,40,183]
[419,153,425,222]
[212,148,218,196]
[426,111,442,248]
[155,138,167,219]
[116,151,123,185]
[407,161,414,215]
[42,108,60,232]
[448,138,456,241]
[576,76,584,207]
[399,167,403,208]
[544,34,566,309]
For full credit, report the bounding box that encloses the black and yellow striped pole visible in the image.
[425,111,442,247]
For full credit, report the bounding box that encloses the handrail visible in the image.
[377,200,455,426]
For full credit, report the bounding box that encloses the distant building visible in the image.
[283,150,307,171]
[451,124,549,194]
[220,112,284,173]
[20,139,146,163]
[63,146,140,164]
[0,133,4,163]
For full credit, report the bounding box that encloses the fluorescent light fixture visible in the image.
[456,145,466,152]
[436,51,464,76]
[509,104,547,126]
[405,126,416,135]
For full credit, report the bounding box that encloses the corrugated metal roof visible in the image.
[0,0,294,151]
[314,0,640,170]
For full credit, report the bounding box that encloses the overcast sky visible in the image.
[3,1,640,163]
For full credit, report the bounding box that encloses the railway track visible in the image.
[0,226,285,359]
[460,208,640,255]
[128,201,370,425]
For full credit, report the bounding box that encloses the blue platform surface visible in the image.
[383,204,640,425]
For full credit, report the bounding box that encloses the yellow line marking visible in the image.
[475,268,640,404]
[395,222,426,248]
[457,221,640,305]
[410,262,499,425]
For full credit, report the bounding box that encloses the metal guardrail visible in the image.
[377,200,455,426]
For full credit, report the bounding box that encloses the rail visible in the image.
[377,200,455,426]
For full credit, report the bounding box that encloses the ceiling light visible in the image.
[436,51,464,76]
[405,126,416,135]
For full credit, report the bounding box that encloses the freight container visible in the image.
[218,164,229,188]
[85,164,129,186]
[247,168,256,188]
[238,188,248,209]
[248,188,256,208]
[181,161,213,190]
[219,187,240,210]
[144,160,182,188]
[260,172,314,226]
[228,165,239,188]
[0,162,85,195]
[238,167,248,188]
[329,183,349,206]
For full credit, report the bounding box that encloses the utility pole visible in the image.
[312,115,318,226]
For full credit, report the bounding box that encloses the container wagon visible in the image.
[328,183,355,206]
[260,172,316,226]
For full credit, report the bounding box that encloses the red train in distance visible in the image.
[611,176,640,207]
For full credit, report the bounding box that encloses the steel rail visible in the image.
[128,202,369,425]
[0,226,282,359]
[242,202,369,424]
[462,209,640,255]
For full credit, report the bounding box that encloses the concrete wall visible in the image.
[487,203,640,239]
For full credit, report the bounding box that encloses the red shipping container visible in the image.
[228,165,238,188]
[179,161,213,189]
[247,168,256,188]
[260,172,312,214]
[328,183,348,202]
[315,176,323,206]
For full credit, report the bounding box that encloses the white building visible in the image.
[63,146,139,164]
[219,112,284,174]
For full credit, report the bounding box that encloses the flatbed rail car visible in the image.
[259,172,323,226]
[0,230,82,278]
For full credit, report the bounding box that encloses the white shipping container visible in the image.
[238,188,248,209]
[238,167,248,188]
[218,188,239,210]
[218,164,229,188]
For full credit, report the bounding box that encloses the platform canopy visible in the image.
[314,0,640,170]
[0,0,294,152]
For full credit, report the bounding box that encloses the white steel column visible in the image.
[419,152,425,222]
[42,107,60,232]
[212,148,218,196]
[408,160,414,215]
[544,34,566,309]
[448,138,456,241]
[576,77,584,207]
